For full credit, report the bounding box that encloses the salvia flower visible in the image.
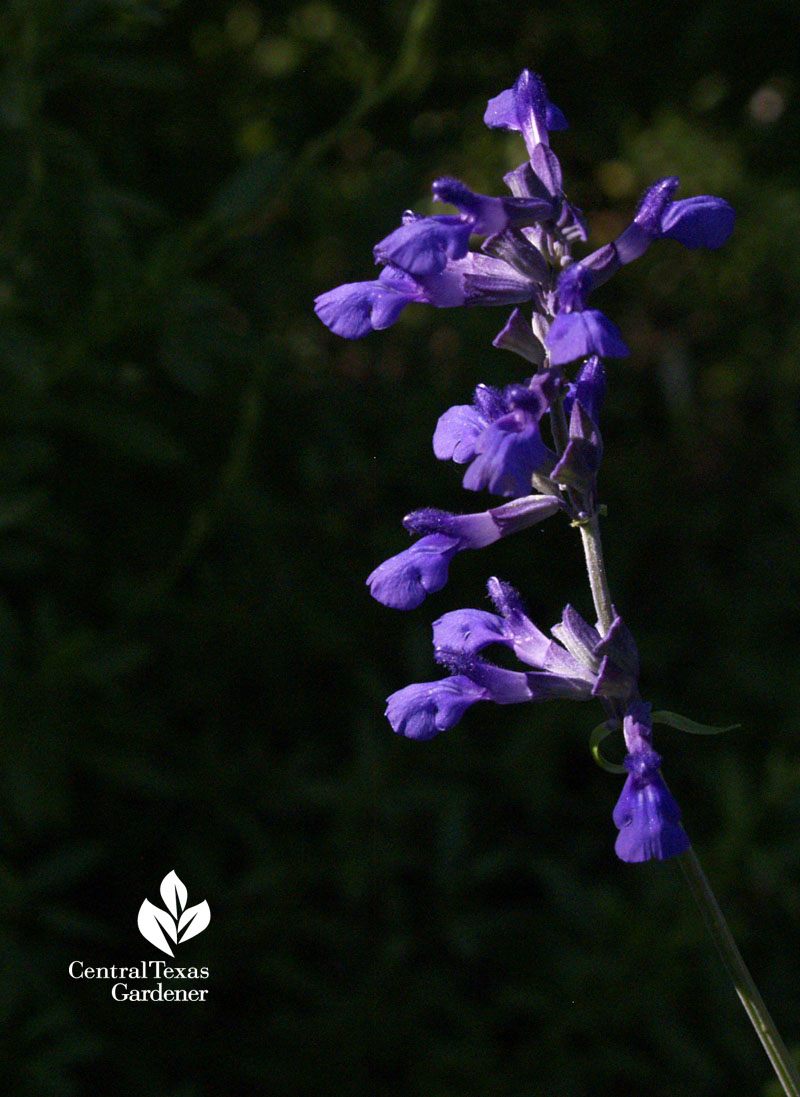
[483,69,569,149]
[385,577,640,742]
[433,372,559,497]
[545,177,735,363]
[367,496,564,609]
[613,702,690,862]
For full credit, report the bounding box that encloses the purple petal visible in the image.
[660,196,736,249]
[545,309,630,366]
[513,69,551,153]
[433,404,487,463]
[314,281,412,339]
[564,356,606,423]
[415,266,467,308]
[456,659,535,703]
[367,533,459,609]
[633,177,681,236]
[556,263,594,312]
[386,676,488,740]
[484,72,567,141]
[472,383,508,421]
[374,216,472,277]
[462,411,550,497]
[433,178,508,235]
[432,609,511,657]
[613,749,690,862]
[403,495,562,550]
[403,507,501,549]
[580,242,623,287]
[545,101,569,131]
[483,87,518,131]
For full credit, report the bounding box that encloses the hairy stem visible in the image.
[577,513,614,635]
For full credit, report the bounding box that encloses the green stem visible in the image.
[678,847,800,1096]
[577,513,614,635]
[576,497,800,1095]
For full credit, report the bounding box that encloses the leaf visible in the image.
[177,900,210,944]
[651,711,741,736]
[589,720,626,774]
[137,899,175,957]
[160,870,187,917]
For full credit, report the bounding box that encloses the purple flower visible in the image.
[404,494,563,544]
[612,701,690,863]
[385,652,581,742]
[484,69,568,154]
[434,578,638,703]
[433,374,559,496]
[613,748,689,862]
[552,178,736,312]
[386,676,490,740]
[541,177,735,363]
[432,177,555,236]
[373,214,473,277]
[313,275,420,339]
[368,495,564,610]
[315,251,539,339]
[545,309,630,366]
[387,578,641,740]
[367,533,460,610]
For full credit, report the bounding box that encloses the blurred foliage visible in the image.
[1,0,800,1094]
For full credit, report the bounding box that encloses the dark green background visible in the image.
[1,1,799,1093]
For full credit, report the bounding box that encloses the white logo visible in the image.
[137,870,210,958]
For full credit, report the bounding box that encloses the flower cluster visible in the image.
[315,70,733,862]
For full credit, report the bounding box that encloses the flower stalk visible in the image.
[576,512,614,636]
[315,65,797,1090]
[679,847,800,1096]
[574,469,800,1097]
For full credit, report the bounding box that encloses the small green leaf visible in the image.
[651,710,741,736]
[589,720,626,773]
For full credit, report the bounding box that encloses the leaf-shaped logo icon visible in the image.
[138,899,177,957]
[160,870,188,918]
[137,872,210,955]
[178,900,210,943]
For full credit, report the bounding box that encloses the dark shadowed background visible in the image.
[1,1,800,1094]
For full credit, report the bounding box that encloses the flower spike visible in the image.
[318,69,735,868]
